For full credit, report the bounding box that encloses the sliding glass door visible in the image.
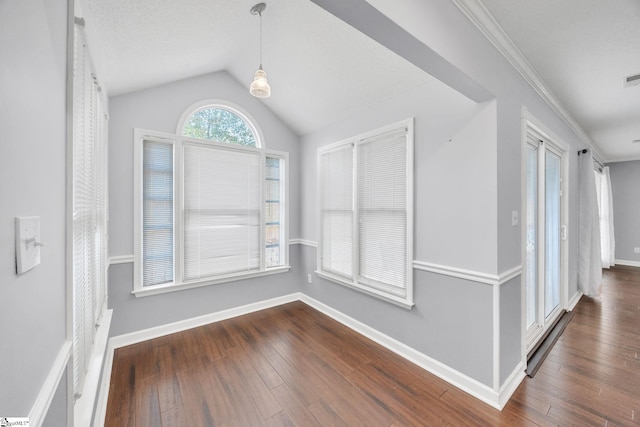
[525,131,564,351]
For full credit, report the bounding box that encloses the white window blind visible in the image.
[72,22,108,397]
[319,145,354,279]
[318,120,413,308]
[183,144,261,280]
[357,130,408,298]
[142,140,174,286]
[135,129,289,295]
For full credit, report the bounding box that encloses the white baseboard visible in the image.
[568,291,583,311]
[94,339,115,427]
[498,361,526,409]
[298,294,514,410]
[94,294,301,427]
[96,291,520,425]
[615,259,640,268]
[74,309,112,427]
[29,340,72,427]
[108,294,300,349]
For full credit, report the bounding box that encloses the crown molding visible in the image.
[450,0,607,162]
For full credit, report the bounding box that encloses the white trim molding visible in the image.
[108,255,134,265]
[289,239,317,247]
[95,292,522,425]
[110,294,299,349]
[615,259,640,268]
[74,309,112,427]
[29,340,72,427]
[568,291,583,311]
[498,361,526,409]
[450,0,606,162]
[413,261,522,287]
[108,240,319,265]
[94,294,301,427]
[300,294,518,410]
[292,242,522,287]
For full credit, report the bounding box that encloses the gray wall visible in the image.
[0,0,70,418]
[364,0,583,298]
[108,71,303,336]
[608,160,640,264]
[300,0,589,388]
[298,75,498,385]
[105,0,593,394]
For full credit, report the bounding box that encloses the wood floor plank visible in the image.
[134,376,161,427]
[105,266,640,426]
[307,399,350,427]
[270,383,323,427]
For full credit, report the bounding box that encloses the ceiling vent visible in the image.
[624,73,640,88]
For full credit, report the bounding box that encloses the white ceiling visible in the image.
[479,0,640,162]
[83,0,640,160]
[82,0,435,136]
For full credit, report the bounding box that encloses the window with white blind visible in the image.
[317,119,414,308]
[134,128,288,296]
[72,21,109,397]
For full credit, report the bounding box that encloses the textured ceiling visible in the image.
[82,0,435,136]
[480,0,640,162]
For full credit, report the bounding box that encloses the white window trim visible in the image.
[316,118,414,309]
[71,20,109,397]
[133,128,290,298]
[175,99,265,148]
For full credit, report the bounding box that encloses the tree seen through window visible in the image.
[182,107,257,147]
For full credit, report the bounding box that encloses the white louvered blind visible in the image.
[142,140,174,286]
[183,144,261,280]
[318,121,413,307]
[319,144,354,279]
[357,130,408,297]
[72,22,108,397]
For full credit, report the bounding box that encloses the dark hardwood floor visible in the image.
[105,265,640,426]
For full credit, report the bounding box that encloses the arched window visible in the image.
[177,101,261,147]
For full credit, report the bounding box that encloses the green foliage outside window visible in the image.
[182,107,257,147]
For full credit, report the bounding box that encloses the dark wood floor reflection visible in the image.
[105,266,640,426]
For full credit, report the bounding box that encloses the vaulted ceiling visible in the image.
[81,0,434,136]
[480,0,640,162]
[83,0,640,161]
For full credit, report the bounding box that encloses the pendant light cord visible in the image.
[259,10,263,68]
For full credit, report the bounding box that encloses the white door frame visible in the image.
[520,107,570,362]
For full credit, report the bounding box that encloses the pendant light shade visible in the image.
[249,3,271,98]
[250,66,271,98]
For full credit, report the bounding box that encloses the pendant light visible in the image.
[249,3,271,98]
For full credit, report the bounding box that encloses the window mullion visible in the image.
[175,138,184,285]
[260,152,266,271]
[352,142,359,284]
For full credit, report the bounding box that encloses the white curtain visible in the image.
[578,150,602,296]
[598,167,616,268]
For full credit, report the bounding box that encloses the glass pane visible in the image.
[525,145,538,330]
[182,107,257,146]
[142,141,174,286]
[545,150,561,318]
[265,157,283,268]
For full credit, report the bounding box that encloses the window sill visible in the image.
[316,270,414,310]
[133,266,291,298]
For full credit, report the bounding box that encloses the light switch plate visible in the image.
[15,216,41,274]
[511,210,519,227]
